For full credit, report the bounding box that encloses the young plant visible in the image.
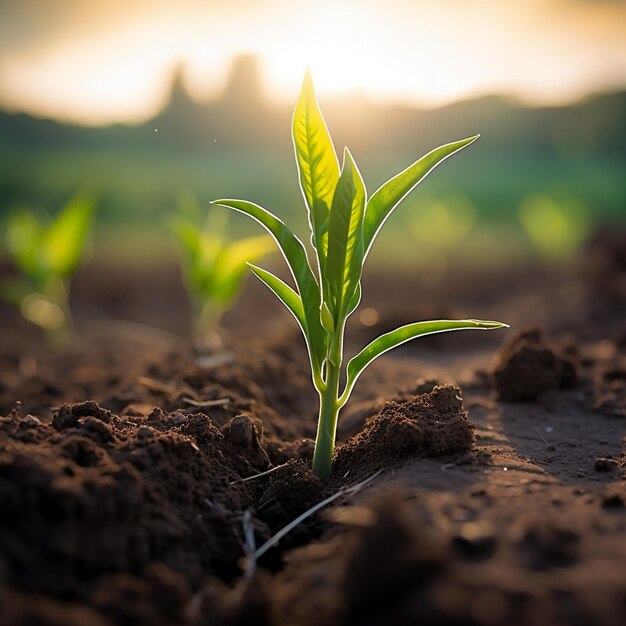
[1,194,95,347]
[169,192,275,350]
[519,194,589,262]
[407,195,476,282]
[212,73,508,479]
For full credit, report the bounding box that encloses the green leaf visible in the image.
[42,194,95,278]
[342,319,508,405]
[169,214,203,264]
[0,277,31,306]
[4,207,44,279]
[248,263,308,342]
[211,199,327,370]
[363,135,479,258]
[170,215,223,299]
[325,148,366,319]
[249,265,325,392]
[292,71,340,270]
[212,235,275,303]
[347,283,362,316]
[204,204,229,242]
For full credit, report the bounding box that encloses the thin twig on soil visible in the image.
[181,396,231,408]
[136,375,179,395]
[241,509,257,579]
[193,353,235,369]
[244,469,382,579]
[229,463,289,486]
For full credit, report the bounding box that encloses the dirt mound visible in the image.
[491,328,579,401]
[0,401,262,603]
[333,385,474,478]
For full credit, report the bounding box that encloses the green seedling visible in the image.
[1,193,95,347]
[213,73,508,479]
[519,194,589,262]
[408,195,476,283]
[169,192,275,350]
[409,195,476,249]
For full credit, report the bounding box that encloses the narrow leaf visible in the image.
[4,208,44,279]
[169,215,203,265]
[43,194,95,277]
[292,71,340,268]
[249,264,325,391]
[211,199,327,369]
[213,235,275,303]
[248,264,306,341]
[364,135,479,258]
[347,283,362,317]
[325,149,366,319]
[343,319,508,404]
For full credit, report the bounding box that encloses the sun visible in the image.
[247,3,387,101]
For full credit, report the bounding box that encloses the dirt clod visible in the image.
[52,400,114,431]
[222,414,271,470]
[334,385,474,478]
[257,460,324,534]
[452,520,497,560]
[592,353,626,417]
[512,521,580,570]
[492,328,579,401]
[594,456,619,472]
[601,491,625,510]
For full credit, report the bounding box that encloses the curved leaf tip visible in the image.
[340,318,508,406]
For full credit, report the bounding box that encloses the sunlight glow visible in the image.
[0,0,625,125]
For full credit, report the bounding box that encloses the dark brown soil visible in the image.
[491,328,579,401]
[333,385,475,479]
[0,236,625,626]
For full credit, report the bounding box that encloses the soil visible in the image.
[0,232,625,626]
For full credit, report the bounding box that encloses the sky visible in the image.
[1,0,625,125]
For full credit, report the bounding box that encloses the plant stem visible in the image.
[42,280,73,351]
[312,337,342,479]
[193,301,223,353]
[45,315,72,351]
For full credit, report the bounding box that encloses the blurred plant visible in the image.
[408,195,476,283]
[519,195,589,262]
[169,191,275,350]
[1,194,95,347]
[409,195,476,248]
[213,73,508,479]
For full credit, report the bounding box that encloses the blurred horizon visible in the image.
[3,53,626,130]
[2,0,626,125]
[0,1,624,272]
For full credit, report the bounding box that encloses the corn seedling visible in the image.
[213,73,508,479]
[409,195,476,250]
[169,192,274,350]
[1,194,95,347]
[407,195,476,284]
[519,194,589,262]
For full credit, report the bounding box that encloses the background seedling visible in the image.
[213,73,508,479]
[169,191,274,350]
[519,194,589,262]
[1,193,95,348]
[407,195,476,283]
